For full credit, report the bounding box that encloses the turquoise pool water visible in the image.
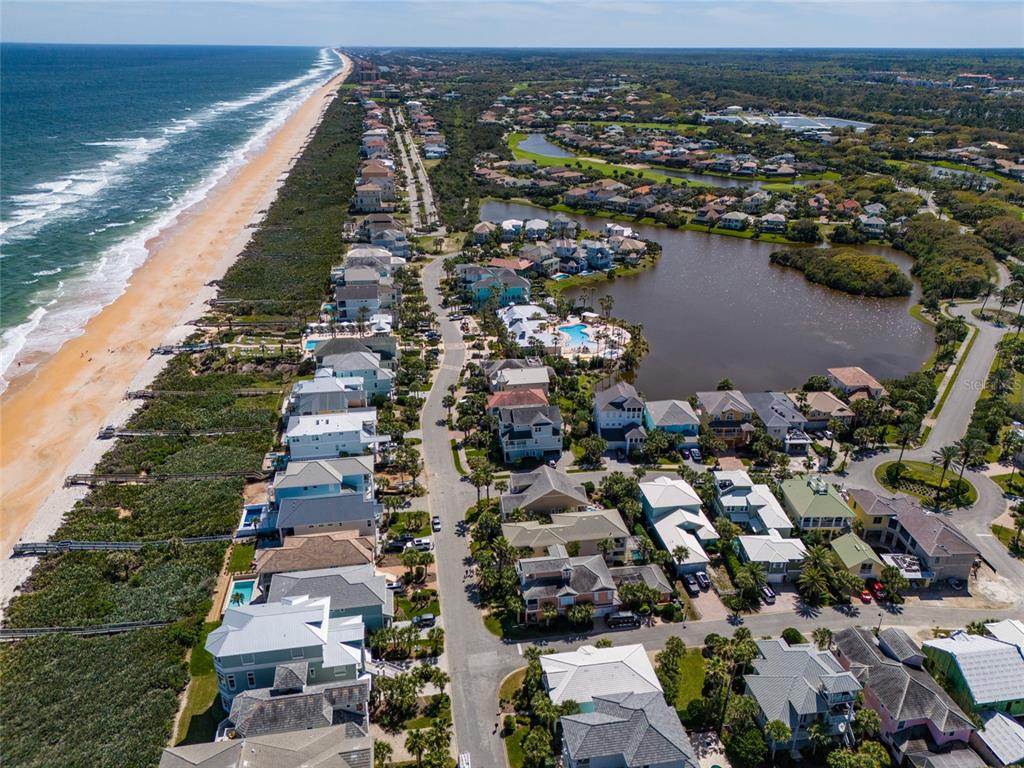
[560,323,592,348]
[229,579,255,605]
[304,339,319,351]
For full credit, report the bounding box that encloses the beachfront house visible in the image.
[159,725,373,768]
[283,409,388,461]
[780,476,853,538]
[642,399,700,449]
[207,596,368,709]
[266,565,393,631]
[317,350,394,399]
[287,369,368,415]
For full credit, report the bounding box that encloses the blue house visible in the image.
[643,400,700,448]
[273,456,376,502]
[266,565,394,631]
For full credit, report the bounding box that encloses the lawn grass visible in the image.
[990,472,1024,495]
[505,726,529,768]
[673,649,706,710]
[396,596,440,621]
[227,542,255,574]
[450,438,468,476]
[991,524,1023,557]
[509,132,684,185]
[390,510,432,538]
[910,303,938,327]
[176,622,227,745]
[499,667,527,704]
[875,460,978,506]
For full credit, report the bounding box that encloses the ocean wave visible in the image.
[0,136,168,244]
[32,267,62,276]
[0,49,341,393]
[0,48,335,247]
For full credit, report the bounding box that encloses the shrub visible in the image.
[782,627,808,645]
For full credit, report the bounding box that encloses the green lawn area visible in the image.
[505,726,529,768]
[175,622,226,745]
[910,303,938,327]
[450,438,467,476]
[586,119,709,135]
[390,510,431,538]
[227,542,255,574]
[991,472,1024,495]
[508,132,684,185]
[499,667,527,704]
[673,649,706,710]
[992,524,1023,557]
[396,595,440,621]
[875,460,977,507]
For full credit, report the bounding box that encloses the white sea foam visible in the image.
[0,49,339,393]
[31,267,62,276]
[0,136,168,244]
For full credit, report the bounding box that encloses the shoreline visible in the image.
[0,52,352,600]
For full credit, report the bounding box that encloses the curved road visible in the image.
[417,257,1024,765]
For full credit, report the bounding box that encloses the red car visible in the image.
[858,589,873,604]
[868,581,886,601]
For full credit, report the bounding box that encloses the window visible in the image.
[226,674,236,691]
[240,654,254,666]
[291,648,304,659]
[246,672,255,687]
[559,596,574,607]
[872,517,882,525]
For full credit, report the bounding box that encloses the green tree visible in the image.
[812,627,833,650]
[716,377,735,391]
[853,707,881,740]
[373,739,393,768]
[521,727,554,768]
[567,602,594,627]
[577,435,608,467]
[764,719,792,765]
[405,728,429,766]
[880,564,910,603]
[725,726,769,768]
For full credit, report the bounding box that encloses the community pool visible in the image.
[304,339,319,351]
[228,579,256,607]
[560,323,594,349]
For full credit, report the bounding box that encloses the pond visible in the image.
[480,200,934,399]
[517,134,814,190]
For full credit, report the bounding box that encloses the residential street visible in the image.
[416,254,1024,766]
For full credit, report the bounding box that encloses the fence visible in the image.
[64,470,270,487]
[12,535,233,557]
[0,620,172,641]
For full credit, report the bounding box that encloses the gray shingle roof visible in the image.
[833,628,973,734]
[499,465,588,517]
[894,507,980,559]
[594,382,645,413]
[276,494,379,531]
[268,565,392,621]
[561,691,699,768]
[159,723,372,768]
[644,399,699,428]
[519,554,615,600]
[228,677,369,738]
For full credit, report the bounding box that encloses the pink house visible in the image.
[833,627,975,761]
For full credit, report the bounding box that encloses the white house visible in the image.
[284,409,388,461]
[713,470,792,536]
[540,644,661,707]
[640,476,717,573]
[735,529,808,583]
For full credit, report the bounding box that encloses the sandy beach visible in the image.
[0,51,352,600]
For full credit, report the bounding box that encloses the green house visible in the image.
[923,631,1024,716]
[780,476,853,539]
[207,595,366,709]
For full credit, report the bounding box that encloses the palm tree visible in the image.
[953,438,984,505]
[373,740,393,768]
[541,603,558,627]
[812,627,833,650]
[932,445,959,498]
[672,545,690,566]
[764,719,792,765]
[405,728,429,766]
[979,280,996,318]
[895,422,917,467]
[494,478,509,497]
[743,562,768,593]
[230,591,245,606]
[797,565,830,605]
[807,721,833,757]
[827,417,844,459]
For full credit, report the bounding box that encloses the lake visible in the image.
[518,133,815,190]
[480,200,934,399]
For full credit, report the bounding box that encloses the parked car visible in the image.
[431,515,442,532]
[689,448,702,462]
[408,537,433,552]
[868,580,886,601]
[683,575,701,597]
[412,613,436,628]
[694,571,711,591]
[386,579,405,592]
[606,611,642,628]
[760,585,776,605]
[858,589,873,604]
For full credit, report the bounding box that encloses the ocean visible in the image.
[0,43,339,390]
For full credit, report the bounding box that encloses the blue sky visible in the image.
[2,0,1022,48]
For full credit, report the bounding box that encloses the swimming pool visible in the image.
[228,579,255,607]
[560,323,593,349]
[304,339,319,351]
